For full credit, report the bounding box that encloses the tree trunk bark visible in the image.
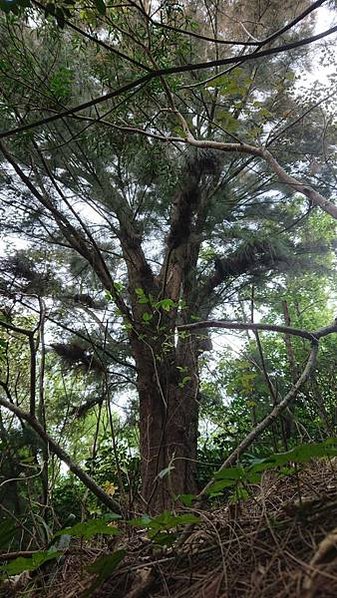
[133,334,199,512]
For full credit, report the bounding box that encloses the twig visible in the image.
[1,23,337,139]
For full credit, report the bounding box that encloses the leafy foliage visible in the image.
[206,439,337,496]
[55,518,121,540]
[0,550,60,578]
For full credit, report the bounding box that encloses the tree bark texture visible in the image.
[131,326,200,511]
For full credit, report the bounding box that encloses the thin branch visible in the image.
[0,464,44,489]
[6,293,137,372]
[28,332,37,417]
[0,319,37,416]
[1,23,337,139]
[177,320,337,342]
[0,141,132,321]
[250,287,278,404]
[32,0,151,72]
[0,394,122,513]
[169,126,337,221]
[198,342,319,498]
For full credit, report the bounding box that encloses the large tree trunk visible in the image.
[133,334,200,512]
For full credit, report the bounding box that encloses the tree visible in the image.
[1,0,337,511]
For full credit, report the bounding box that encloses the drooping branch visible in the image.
[42,113,337,245]
[31,0,151,71]
[0,141,132,321]
[129,0,326,48]
[200,239,289,298]
[0,319,37,417]
[0,290,137,372]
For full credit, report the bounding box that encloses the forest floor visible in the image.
[4,458,337,598]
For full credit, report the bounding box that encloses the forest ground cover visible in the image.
[3,458,337,597]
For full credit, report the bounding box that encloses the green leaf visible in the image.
[112,281,124,294]
[0,550,60,577]
[85,550,126,596]
[206,479,238,494]
[149,512,200,530]
[94,0,106,14]
[54,519,120,540]
[177,494,197,507]
[128,515,152,527]
[213,466,245,481]
[249,439,337,475]
[142,312,153,322]
[245,471,262,484]
[229,486,250,503]
[155,298,176,312]
[102,513,122,522]
[87,550,126,576]
[179,375,191,388]
[207,440,337,496]
[149,531,177,546]
[206,466,246,494]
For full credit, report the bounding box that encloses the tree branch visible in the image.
[32,0,151,72]
[0,319,37,416]
[174,131,337,221]
[0,141,132,320]
[199,239,288,298]
[177,319,337,342]
[1,23,337,139]
[0,394,122,513]
[198,342,319,498]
